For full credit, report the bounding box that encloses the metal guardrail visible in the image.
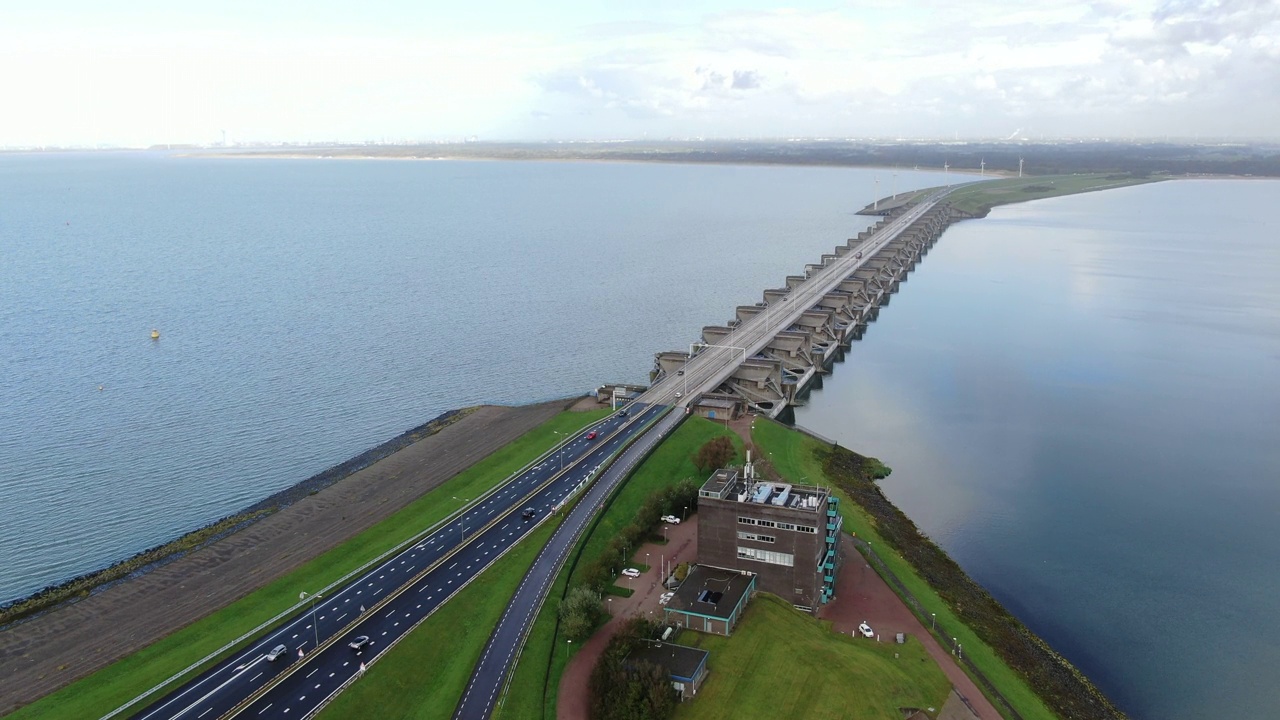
[101,418,608,720]
[851,537,1025,720]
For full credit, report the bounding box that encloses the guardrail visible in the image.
[102,415,611,720]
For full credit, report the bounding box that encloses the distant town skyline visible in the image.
[3,0,1278,147]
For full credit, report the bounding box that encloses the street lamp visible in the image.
[931,612,936,630]
[552,430,568,471]
[299,591,321,650]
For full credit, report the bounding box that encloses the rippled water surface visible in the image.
[795,179,1280,720]
[1,153,951,602]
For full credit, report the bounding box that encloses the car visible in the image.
[674,392,682,399]
[348,635,371,651]
[855,251,863,259]
[857,621,874,638]
[522,507,536,520]
[586,431,597,440]
[663,515,681,524]
[266,644,288,661]
[621,568,641,578]
[618,410,628,417]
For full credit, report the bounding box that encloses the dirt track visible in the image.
[0,400,569,713]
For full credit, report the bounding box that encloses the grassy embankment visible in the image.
[7,409,609,720]
[495,417,744,720]
[752,418,1128,720]
[674,594,951,720]
[946,173,1164,218]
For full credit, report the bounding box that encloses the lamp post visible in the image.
[552,430,568,471]
[453,496,470,542]
[300,591,321,650]
[931,612,936,631]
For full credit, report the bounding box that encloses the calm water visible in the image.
[1,153,949,603]
[795,179,1280,720]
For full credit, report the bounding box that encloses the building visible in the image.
[663,564,756,636]
[626,641,710,700]
[696,463,842,610]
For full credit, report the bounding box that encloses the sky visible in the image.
[2,0,1277,147]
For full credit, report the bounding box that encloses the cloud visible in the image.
[732,70,762,90]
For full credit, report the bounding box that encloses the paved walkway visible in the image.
[556,517,699,720]
[818,534,994,719]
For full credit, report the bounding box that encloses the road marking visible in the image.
[252,672,263,682]
[307,668,318,678]
[198,708,212,718]
[259,703,272,714]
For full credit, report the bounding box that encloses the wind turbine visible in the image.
[874,176,879,210]
[1019,157,1024,178]
[980,158,985,177]
[944,161,950,186]
[892,172,898,199]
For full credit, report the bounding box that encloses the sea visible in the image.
[1,153,1276,719]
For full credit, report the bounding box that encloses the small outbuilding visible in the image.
[626,640,710,701]
[662,564,756,636]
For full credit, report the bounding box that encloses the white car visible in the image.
[663,515,681,524]
[621,568,641,578]
[857,621,874,638]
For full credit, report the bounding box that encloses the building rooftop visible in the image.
[698,466,829,513]
[627,641,710,682]
[666,565,755,620]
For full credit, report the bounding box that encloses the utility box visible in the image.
[895,633,905,644]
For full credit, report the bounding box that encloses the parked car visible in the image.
[857,621,874,638]
[621,568,641,578]
[266,644,288,661]
[663,515,681,525]
[348,636,371,651]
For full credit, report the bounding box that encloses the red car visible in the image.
[586,431,598,440]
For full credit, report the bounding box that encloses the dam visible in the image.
[600,187,968,419]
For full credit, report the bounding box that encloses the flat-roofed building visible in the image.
[696,463,842,610]
[626,641,710,700]
[663,564,756,636]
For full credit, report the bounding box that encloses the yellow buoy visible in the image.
[151,329,160,340]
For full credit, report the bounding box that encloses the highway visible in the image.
[638,189,952,409]
[451,191,952,720]
[127,404,662,720]
[452,406,683,720]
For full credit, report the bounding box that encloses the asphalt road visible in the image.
[637,189,951,410]
[449,190,952,720]
[129,404,660,720]
[452,406,684,720]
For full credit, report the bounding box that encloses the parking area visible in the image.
[557,515,699,720]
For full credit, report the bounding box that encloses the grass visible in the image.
[315,517,563,719]
[6,408,609,720]
[673,594,950,720]
[946,173,1163,217]
[750,418,1059,720]
[496,417,744,720]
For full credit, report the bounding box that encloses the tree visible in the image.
[559,585,605,642]
[691,436,735,473]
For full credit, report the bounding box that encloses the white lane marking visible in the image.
[198,708,212,718]
[259,704,272,715]
[252,672,263,682]
[307,668,318,678]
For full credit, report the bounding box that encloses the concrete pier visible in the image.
[646,191,964,418]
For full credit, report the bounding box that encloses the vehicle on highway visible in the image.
[857,621,874,638]
[855,251,863,259]
[618,409,628,417]
[621,568,641,578]
[348,636,370,651]
[522,507,536,520]
[586,430,597,440]
[266,644,288,661]
[674,392,682,399]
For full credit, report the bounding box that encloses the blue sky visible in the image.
[3,0,1277,146]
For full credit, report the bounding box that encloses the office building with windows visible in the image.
[696,462,842,610]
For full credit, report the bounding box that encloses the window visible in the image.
[738,517,757,525]
[737,531,776,543]
[798,525,817,534]
[736,547,795,567]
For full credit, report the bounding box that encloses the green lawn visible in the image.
[750,419,1057,720]
[497,417,743,720]
[316,517,563,719]
[675,594,950,720]
[946,173,1162,217]
[7,408,609,720]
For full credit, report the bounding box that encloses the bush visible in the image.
[559,585,606,643]
[691,436,735,474]
[588,617,676,720]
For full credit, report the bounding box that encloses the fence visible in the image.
[850,537,1025,720]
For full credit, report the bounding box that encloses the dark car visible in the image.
[522,507,536,520]
[349,636,371,651]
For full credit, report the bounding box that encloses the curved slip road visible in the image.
[128,405,661,720]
